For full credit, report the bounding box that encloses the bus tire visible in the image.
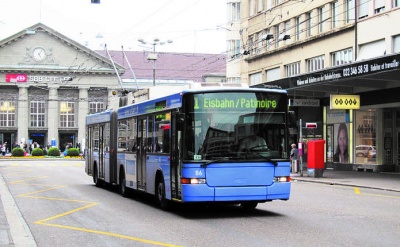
[240,202,258,210]
[119,170,129,197]
[93,165,102,187]
[156,176,170,211]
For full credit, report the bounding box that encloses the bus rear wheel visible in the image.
[93,165,102,187]
[156,177,170,211]
[119,170,129,197]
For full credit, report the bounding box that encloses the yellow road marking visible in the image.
[36,222,181,247]
[5,170,181,246]
[354,187,400,199]
[10,176,48,184]
[35,202,98,223]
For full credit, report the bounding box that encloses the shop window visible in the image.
[355,110,377,164]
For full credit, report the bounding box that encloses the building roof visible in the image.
[0,23,125,75]
[95,50,226,82]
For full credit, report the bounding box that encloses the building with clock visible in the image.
[0,23,125,152]
[0,23,227,153]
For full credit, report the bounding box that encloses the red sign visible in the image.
[306,122,317,129]
[5,74,27,82]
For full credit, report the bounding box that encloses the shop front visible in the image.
[254,53,400,172]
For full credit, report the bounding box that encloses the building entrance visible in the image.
[29,133,45,149]
[59,133,75,152]
[0,132,17,153]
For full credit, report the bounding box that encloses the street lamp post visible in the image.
[138,38,173,86]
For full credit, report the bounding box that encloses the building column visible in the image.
[47,85,59,147]
[78,87,89,149]
[17,85,29,144]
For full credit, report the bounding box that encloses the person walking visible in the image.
[0,143,5,156]
[290,143,299,173]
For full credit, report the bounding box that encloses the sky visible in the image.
[0,0,227,54]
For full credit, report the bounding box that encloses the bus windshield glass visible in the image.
[184,91,288,161]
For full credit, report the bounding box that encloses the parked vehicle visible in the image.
[355,145,376,158]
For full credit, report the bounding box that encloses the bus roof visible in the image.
[118,87,288,120]
[86,109,113,125]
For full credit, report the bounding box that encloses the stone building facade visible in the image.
[0,23,124,152]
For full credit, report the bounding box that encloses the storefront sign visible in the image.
[27,75,73,82]
[295,55,400,86]
[330,94,360,109]
[290,99,320,107]
[326,109,347,124]
[5,74,73,83]
[5,74,27,82]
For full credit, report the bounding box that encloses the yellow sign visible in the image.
[330,95,360,109]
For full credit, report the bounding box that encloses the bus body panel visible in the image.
[91,151,99,177]
[104,151,111,183]
[181,183,290,202]
[266,182,291,200]
[180,161,290,202]
[86,88,292,208]
[145,154,171,197]
[206,163,275,187]
[117,152,138,190]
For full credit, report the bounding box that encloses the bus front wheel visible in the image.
[156,177,170,211]
[240,202,258,210]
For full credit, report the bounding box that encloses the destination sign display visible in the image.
[197,97,277,109]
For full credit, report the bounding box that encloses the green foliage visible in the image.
[31,148,44,156]
[67,148,80,156]
[47,147,61,156]
[12,148,25,157]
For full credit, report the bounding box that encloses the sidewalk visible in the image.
[0,166,399,246]
[291,168,400,192]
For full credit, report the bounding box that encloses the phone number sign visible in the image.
[295,55,400,86]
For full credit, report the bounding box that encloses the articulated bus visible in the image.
[85,88,292,210]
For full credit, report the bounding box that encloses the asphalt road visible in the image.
[1,160,400,247]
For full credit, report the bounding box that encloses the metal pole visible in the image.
[299,119,303,177]
[153,43,156,86]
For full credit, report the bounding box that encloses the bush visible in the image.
[66,148,80,156]
[31,148,44,156]
[12,148,25,157]
[47,147,61,156]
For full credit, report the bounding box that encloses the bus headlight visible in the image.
[181,178,206,184]
[274,176,291,182]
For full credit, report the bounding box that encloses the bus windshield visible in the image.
[184,91,288,161]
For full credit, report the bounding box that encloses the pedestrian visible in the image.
[1,143,6,156]
[290,143,299,173]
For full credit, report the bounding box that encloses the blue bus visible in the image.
[85,88,292,210]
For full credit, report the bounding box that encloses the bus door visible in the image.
[98,125,105,179]
[85,127,92,175]
[137,117,147,191]
[170,112,182,200]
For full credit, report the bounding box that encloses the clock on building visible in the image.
[32,47,47,62]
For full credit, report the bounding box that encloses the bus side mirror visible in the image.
[178,113,185,123]
[177,113,185,130]
[174,113,185,131]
